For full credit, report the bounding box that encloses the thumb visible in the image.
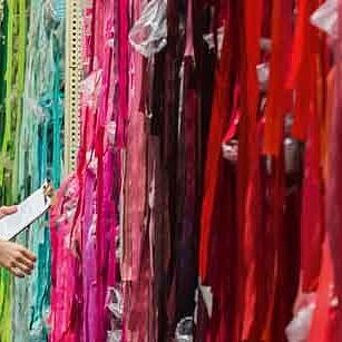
[0,206,18,218]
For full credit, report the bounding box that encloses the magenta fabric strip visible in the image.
[94,1,118,341]
[49,174,80,342]
[50,0,124,340]
[82,168,97,342]
[117,0,129,148]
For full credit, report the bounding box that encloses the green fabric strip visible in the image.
[0,0,17,340]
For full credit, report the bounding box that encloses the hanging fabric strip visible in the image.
[263,0,292,156]
[240,0,263,339]
[287,0,321,141]
[198,2,235,281]
[301,52,325,293]
[19,0,66,340]
[0,1,17,339]
[324,1,342,340]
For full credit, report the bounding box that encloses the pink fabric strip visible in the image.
[94,0,115,338]
[117,0,129,148]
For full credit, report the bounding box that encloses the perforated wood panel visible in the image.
[64,0,82,174]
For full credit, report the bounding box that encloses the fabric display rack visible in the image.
[0,0,341,341]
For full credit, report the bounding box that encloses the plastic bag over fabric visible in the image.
[203,26,225,58]
[106,121,117,148]
[285,293,316,342]
[310,0,337,38]
[106,285,123,342]
[107,330,122,342]
[284,114,301,174]
[128,0,167,57]
[260,38,272,52]
[50,0,66,21]
[222,139,238,163]
[175,317,193,342]
[80,70,103,111]
[106,286,123,320]
[256,63,270,91]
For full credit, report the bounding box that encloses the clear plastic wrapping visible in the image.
[222,140,238,163]
[106,121,117,147]
[285,293,316,342]
[175,317,194,342]
[310,0,337,38]
[106,285,123,342]
[106,285,123,320]
[128,0,167,57]
[25,97,46,122]
[203,26,225,58]
[284,137,301,174]
[106,330,122,342]
[80,70,103,111]
[284,114,301,174]
[86,151,98,173]
[260,38,272,52]
[256,63,270,91]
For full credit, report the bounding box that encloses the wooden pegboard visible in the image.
[64,0,82,174]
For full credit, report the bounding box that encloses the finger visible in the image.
[0,206,17,215]
[19,247,36,262]
[14,261,33,275]
[9,266,25,278]
[16,255,34,270]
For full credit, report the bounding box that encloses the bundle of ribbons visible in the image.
[0,0,65,341]
[1,0,342,341]
[48,0,342,341]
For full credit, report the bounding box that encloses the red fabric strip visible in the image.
[263,0,292,156]
[239,0,263,340]
[198,22,231,281]
[308,239,334,342]
[288,0,322,141]
[301,52,325,292]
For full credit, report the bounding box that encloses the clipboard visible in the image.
[0,181,54,241]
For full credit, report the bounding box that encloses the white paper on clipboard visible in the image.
[0,182,52,241]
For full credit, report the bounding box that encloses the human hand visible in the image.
[0,205,37,277]
[0,240,36,277]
